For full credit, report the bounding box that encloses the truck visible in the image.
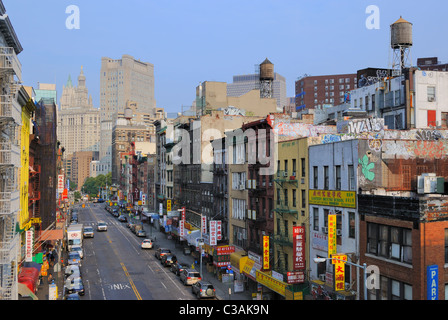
[67,224,83,251]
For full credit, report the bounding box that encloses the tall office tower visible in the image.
[227,72,287,110]
[99,54,156,173]
[57,66,100,157]
[35,83,57,104]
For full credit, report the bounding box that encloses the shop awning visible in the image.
[38,229,64,242]
[230,250,248,273]
[242,258,261,281]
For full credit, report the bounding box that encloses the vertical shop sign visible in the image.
[293,226,305,270]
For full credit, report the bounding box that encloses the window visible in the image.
[348,165,355,190]
[372,94,376,110]
[313,166,318,189]
[284,189,288,206]
[301,190,306,208]
[292,189,297,207]
[335,165,341,190]
[324,166,329,190]
[427,86,436,102]
[292,159,296,176]
[301,158,305,177]
[313,207,319,231]
[348,212,355,238]
[367,223,412,264]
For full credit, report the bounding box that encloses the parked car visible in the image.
[97,221,107,231]
[112,209,119,217]
[127,222,135,229]
[136,229,146,237]
[161,254,177,267]
[155,248,172,260]
[64,265,81,279]
[67,251,81,266]
[192,281,216,299]
[83,226,94,238]
[141,239,153,249]
[180,269,201,286]
[171,262,189,276]
[118,215,127,222]
[70,245,84,259]
[64,292,80,300]
[64,276,85,295]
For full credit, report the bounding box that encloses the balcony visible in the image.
[273,232,293,247]
[0,95,21,124]
[0,192,19,215]
[0,47,22,81]
[274,171,298,186]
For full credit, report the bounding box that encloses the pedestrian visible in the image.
[48,273,53,283]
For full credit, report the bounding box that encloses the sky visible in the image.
[3,0,448,113]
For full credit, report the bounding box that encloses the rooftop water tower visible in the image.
[390,17,413,75]
[259,58,274,99]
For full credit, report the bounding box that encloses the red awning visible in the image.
[38,229,64,242]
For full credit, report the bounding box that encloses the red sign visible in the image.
[293,226,305,270]
[181,207,186,221]
[216,245,235,255]
[287,271,305,284]
[216,221,222,241]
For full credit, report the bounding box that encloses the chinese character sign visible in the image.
[179,220,185,239]
[167,200,172,211]
[328,214,337,257]
[263,236,270,270]
[201,215,207,235]
[332,254,347,291]
[181,207,186,221]
[293,226,305,270]
[25,230,34,262]
[217,221,222,240]
[210,221,217,246]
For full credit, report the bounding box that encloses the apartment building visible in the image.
[295,73,357,111]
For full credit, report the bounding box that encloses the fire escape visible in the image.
[0,46,22,300]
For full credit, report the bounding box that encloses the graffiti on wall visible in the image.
[382,140,448,160]
[359,154,375,181]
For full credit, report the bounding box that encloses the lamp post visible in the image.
[313,257,368,300]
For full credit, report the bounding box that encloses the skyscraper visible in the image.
[99,54,156,173]
[57,66,100,157]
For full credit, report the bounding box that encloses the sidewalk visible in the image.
[140,221,253,301]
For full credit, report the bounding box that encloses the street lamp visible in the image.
[313,257,368,300]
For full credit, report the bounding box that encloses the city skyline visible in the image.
[4,0,447,113]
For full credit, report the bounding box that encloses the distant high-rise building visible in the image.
[99,54,156,173]
[35,83,57,105]
[295,73,357,111]
[227,72,287,109]
[57,66,100,157]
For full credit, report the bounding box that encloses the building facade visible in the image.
[99,54,156,173]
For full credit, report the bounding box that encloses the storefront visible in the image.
[309,279,356,300]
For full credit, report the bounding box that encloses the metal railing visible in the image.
[0,47,22,81]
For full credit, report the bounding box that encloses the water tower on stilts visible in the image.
[390,17,413,76]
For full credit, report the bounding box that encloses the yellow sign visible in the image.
[328,214,337,257]
[263,236,269,269]
[309,190,356,208]
[332,254,347,291]
[167,200,172,211]
[256,270,287,297]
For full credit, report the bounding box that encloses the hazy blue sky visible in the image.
[4,0,447,113]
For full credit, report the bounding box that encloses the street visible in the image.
[75,203,196,300]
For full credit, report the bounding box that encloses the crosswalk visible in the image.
[81,221,122,227]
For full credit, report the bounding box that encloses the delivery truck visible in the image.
[67,224,83,251]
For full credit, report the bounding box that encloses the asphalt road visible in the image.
[75,203,196,300]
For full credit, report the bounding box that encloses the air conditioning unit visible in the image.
[428,97,435,102]
[417,173,444,194]
[301,178,305,184]
[322,227,328,234]
[336,229,342,236]
[239,184,245,191]
[319,274,326,282]
[292,172,296,177]
[283,172,288,177]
